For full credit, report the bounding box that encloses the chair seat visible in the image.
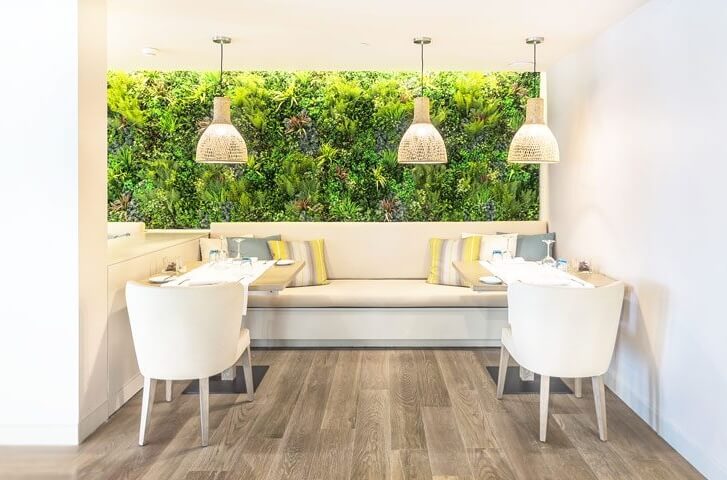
[248,279,507,308]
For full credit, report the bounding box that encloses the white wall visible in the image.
[78,0,109,441]
[0,0,107,444]
[547,0,727,478]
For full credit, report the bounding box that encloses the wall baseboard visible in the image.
[109,373,143,415]
[78,401,108,443]
[252,339,501,348]
[0,425,79,446]
[605,372,726,479]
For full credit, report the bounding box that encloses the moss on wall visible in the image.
[108,70,540,227]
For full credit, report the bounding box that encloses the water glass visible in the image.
[162,256,174,273]
[541,240,556,268]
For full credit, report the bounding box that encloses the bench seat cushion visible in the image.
[248,279,506,308]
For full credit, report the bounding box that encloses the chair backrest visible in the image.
[125,281,245,380]
[507,281,625,378]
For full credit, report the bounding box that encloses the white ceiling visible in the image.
[108,0,648,72]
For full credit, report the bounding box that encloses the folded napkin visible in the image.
[482,261,594,288]
[163,260,275,315]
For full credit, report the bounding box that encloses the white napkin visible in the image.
[162,260,275,315]
[482,260,594,288]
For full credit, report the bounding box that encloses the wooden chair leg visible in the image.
[241,347,255,401]
[574,377,582,398]
[199,377,209,447]
[496,345,509,399]
[139,377,157,446]
[592,375,608,441]
[539,375,550,442]
[165,380,173,402]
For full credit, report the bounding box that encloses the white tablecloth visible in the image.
[482,260,594,288]
[162,260,274,314]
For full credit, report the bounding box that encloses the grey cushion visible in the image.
[226,234,281,260]
[515,232,556,261]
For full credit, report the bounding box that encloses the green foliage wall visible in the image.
[108,71,540,227]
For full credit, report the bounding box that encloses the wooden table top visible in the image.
[249,260,304,292]
[150,260,304,292]
[453,260,615,292]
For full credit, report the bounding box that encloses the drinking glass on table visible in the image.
[541,239,556,268]
[162,256,173,273]
[234,238,244,260]
[239,257,252,276]
[491,250,504,264]
[175,257,186,273]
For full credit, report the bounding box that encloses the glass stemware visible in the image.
[234,238,244,261]
[541,239,556,267]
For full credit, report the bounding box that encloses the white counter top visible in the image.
[107,232,207,266]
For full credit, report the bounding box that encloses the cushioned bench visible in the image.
[249,279,508,308]
[211,221,547,347]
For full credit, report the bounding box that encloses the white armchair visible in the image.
[125,281,254,447]
[496,281,625,442]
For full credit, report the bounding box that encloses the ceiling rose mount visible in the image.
[212,35,231,45]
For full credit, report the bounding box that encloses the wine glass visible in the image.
[234,238,244,261]
[541,239,556,268]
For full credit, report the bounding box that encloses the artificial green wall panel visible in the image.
[108,71,540,227]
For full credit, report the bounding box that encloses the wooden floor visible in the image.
[0,349,703,480]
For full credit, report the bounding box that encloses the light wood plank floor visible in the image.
[0,349,704,480]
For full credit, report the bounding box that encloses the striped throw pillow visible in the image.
[426,236,482,286]
[267,239,330,287]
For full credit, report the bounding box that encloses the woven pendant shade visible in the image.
[397,97,447,164]
[507,98,559,164]
[196,97,248,164]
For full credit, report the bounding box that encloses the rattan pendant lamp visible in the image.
[196,36,248,164]
[397,36,447,164]
[507,37,559,164]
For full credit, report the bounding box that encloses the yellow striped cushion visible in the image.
[268,239,330,287]
[426,236,481,286]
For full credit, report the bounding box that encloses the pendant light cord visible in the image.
[420,41,425,97]
[218,41,225,96]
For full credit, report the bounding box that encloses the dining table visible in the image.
[453,259,616,395]
[148,258,305,395]
[153,259,305,292]
[453,260,614,291]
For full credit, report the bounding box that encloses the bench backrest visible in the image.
[210,221,547,279]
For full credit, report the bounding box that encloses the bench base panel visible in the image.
[246,307,507,348]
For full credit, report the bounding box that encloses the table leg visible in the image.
[221,366,236,381]
[520,367,535,382]
[182,365,269,395]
